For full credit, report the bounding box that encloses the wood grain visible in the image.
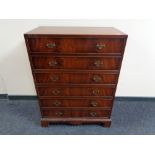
[25,26,127,36]
[31,55,121,70]
[34,71,118,84]
[39,98,113,108]
[28,38,124,53]
[41,109,111,118]
[37,85,115,97]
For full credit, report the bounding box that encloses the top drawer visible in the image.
[28,38,124,54]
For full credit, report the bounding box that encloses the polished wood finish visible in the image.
[24,26,127,127]
[34,71,118,84]
[41,109,111,118]
[37,85,115,97]
[28,38,124,53]
[25,26,126,36]
[39,98,113,107]
[31,55,121,70]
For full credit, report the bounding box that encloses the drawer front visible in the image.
[28,38,123,53]
[39,98,113,107]
[32,56,121,70]
[41,109,111,118]
[35,72,118,84]
[37,86,115,97]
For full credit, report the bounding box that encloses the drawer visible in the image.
[39,98,113,108]
[32,56,121,70]
[41,109,111,118]
[37,85,115,97]
[35,72,118,84]
[28,38,124,53]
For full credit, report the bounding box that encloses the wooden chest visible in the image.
[24,27,127,127]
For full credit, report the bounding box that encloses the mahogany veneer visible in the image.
[28,38,124,53]
[24,26,127,127]
[34,71,118,84]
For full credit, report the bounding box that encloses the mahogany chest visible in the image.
[24,26,127,127]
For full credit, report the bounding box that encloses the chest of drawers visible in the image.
[24,27,127,127]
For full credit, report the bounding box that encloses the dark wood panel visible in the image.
[41,109,111,118]
[28,38,123,53]
[39,98,113,107]
[34,72,118,84]
[37,85,115,97]
[31,56,121,70]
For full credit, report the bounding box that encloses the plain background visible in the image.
[0,19,155,97]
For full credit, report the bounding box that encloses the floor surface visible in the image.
[0,99,155,135]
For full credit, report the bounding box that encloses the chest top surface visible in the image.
[25,26,127,36]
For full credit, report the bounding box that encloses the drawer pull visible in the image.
[48,60,58,67]
[46,42,56,48]
[55,111,63,116]
[53,101,61,106]
[52,89,60,95]
[90,101,98,107]
[90,112,97,117]
[92,89,100,96]
[94,60,103,68]
[93,75,102,83]
[96,43,105,49]
[50,75,59,82]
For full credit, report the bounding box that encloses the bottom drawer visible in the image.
[41,109,111,118]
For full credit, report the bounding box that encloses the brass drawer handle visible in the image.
[96,43,105,50]
[55,111,63,116]
[46,42,56,48]
[50,75,59,82]
[53,101,61,106]
[48,60,58,67]
[93,75,102,83]
[90,101,98,107]
[52,89,60,95]
[92,89,100,96]
[94,60,103,68]
[90,112,97,117]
